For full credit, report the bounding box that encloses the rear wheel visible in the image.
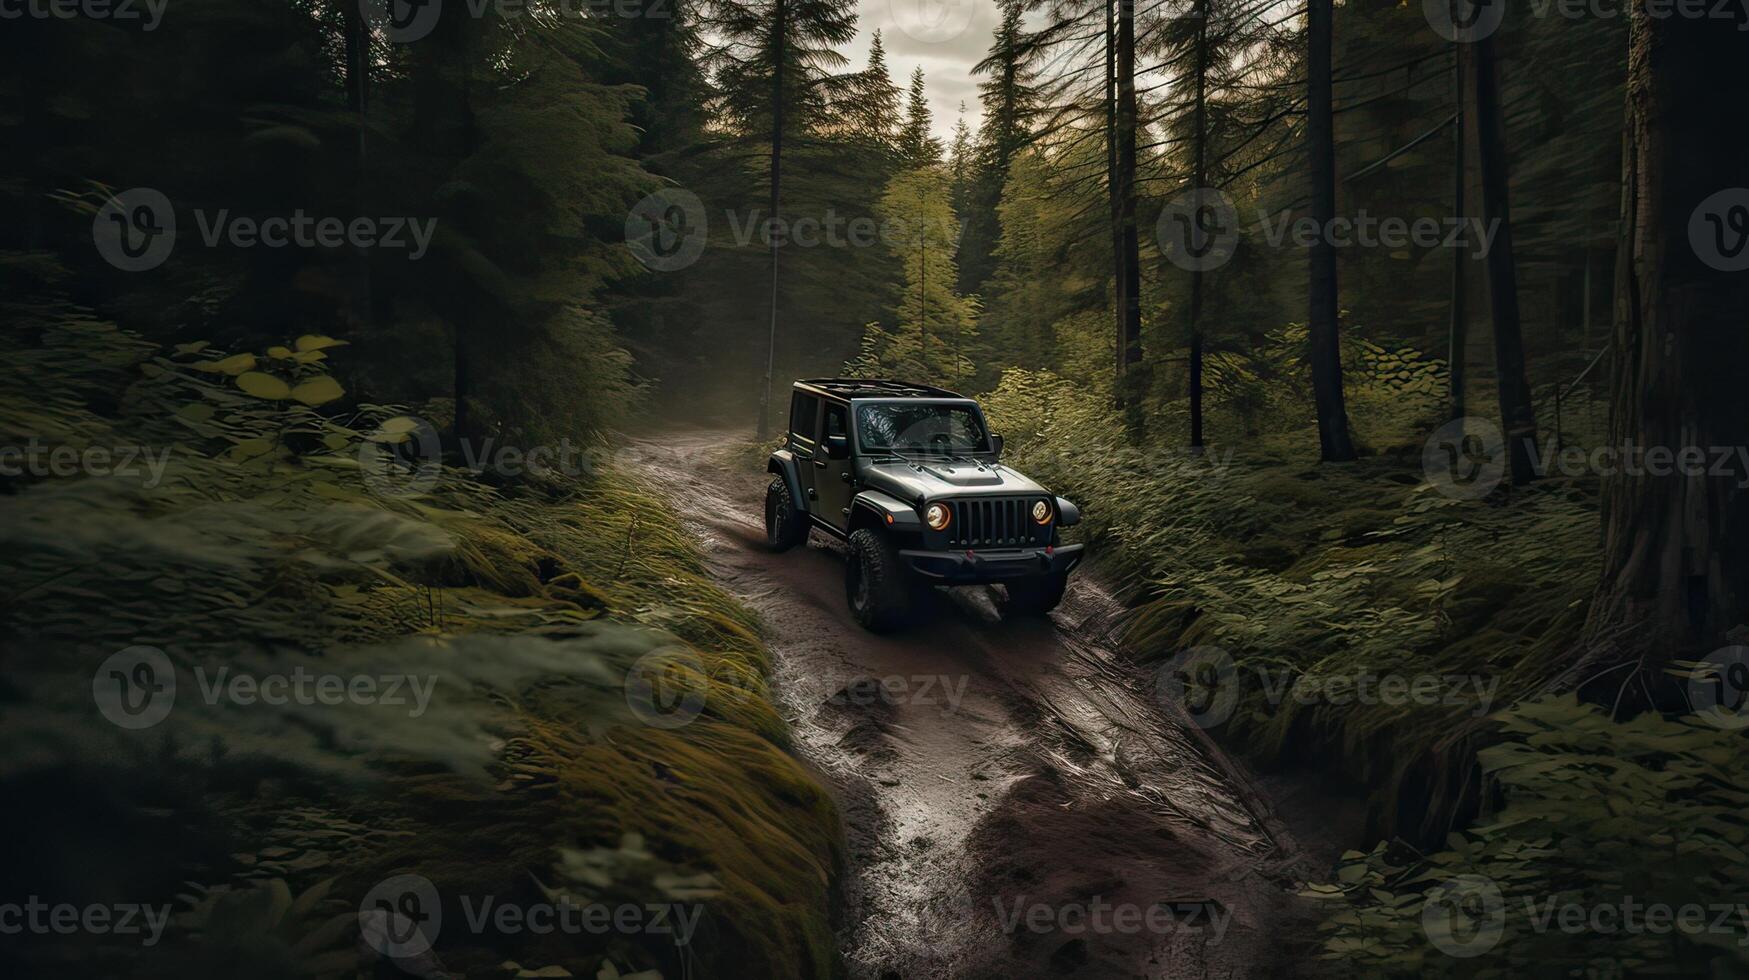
[846,528,912,631]
[1002,572,1068,617]
[764,477,809,552]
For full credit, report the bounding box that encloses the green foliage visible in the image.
[849,167,980,386]
[981,366,1597,813]
[1306,697,1749,978]
[1,278,839,978]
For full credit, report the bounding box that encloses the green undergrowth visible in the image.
[982,364,1599,828]
[1,258,841,978]
[1304,697,1749,977]
[982,358,1749,976]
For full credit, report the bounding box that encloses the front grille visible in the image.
[948,497,1045,548]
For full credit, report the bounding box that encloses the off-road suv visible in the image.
[764,379,1084,631]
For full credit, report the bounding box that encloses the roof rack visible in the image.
[797,378,965,399]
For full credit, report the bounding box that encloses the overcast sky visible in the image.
[851,0,1009,146]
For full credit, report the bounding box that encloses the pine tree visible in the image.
[962,2,1037,294]
[948,104,974,218]
[897,67,944,167]
[852,29,902,148]
[873,167,977,386]
[705,0,859,437]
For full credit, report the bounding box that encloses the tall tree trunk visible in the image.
[1469,36,1537,484]
[1305,0,1355,461]
[756,0,785,441]
[341,0,375,325]
[413,10,477,440]
[1106,0,1123,387]
[1586,11,1749,662]
[1187,0,1208,451]
[1448,47,1466,422]
[1115,0,1143,386]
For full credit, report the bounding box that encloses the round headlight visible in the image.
[1032,500,1052,524]
[925,502,951,530]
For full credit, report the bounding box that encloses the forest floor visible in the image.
[628,429,1368,979]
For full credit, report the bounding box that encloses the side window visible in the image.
[789,393,819,443]
[823,402,848,441]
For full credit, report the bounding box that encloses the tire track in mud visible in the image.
[626,432,1319,979]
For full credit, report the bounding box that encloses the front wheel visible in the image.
[846,528,913,632]
[1002,572,1068,617]
[765,477,809,552]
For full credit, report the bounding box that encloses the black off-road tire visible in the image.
[764,477,809,552]
[846,528,913,632]
[1002,572,1068,617]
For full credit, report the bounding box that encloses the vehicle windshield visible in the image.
[855,402,990,455]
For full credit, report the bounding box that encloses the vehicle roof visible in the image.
[794,378,967,400]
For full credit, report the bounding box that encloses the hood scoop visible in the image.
[914,461,1005,487]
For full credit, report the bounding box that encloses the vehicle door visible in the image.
[814,400,855,531]
[788,391,822,506]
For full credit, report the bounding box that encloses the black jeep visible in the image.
[764,379,1084,631]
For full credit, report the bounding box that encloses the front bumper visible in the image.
[898,543,1085,583]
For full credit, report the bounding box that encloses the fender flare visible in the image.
[1054,496,1081,527]
[851,488,922,530]
[767,450,808,514]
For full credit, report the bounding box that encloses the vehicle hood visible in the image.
[860,457,1050,504]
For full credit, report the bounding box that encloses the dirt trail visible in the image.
[629,431,1331,979]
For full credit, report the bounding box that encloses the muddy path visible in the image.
[628,430,1337,979]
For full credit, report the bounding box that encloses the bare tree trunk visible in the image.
[1116,0,1143,387]
[1187,0,1208,451]
[756,0,785,441]
[1448,47,1466,422]
[1469,35,1537,484]
[1106,0,1124,388]
[1586,10,1749,662]
[1306,0,1355,461]
[414,10,477,440]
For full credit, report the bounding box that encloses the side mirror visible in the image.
[825,434,850,460]
[990,433,1004,457]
